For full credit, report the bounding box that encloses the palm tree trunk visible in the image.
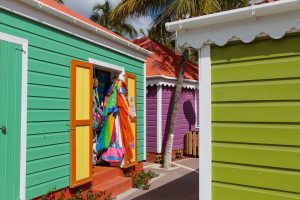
[163,49,189,168]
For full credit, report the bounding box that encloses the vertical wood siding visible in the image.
[146,86,157,152]
[211,35,300,200]
[0,9,145,199]
[161,86,197,151]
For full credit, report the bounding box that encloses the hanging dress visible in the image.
[96,80,135,162]
[96,82,118,151]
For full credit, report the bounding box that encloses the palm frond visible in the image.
[111,0,171,21]
[55,0,64,4]
[219,0,248,11]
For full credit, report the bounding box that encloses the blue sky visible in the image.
[64,0,153,36]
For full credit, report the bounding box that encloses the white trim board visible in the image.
[143,63,147,160]
[1,0,151,62]
[147,77,198,89]
[89,58,125,81]
[0,32,28,200]
[166,0,300,48]
[156,85,163,153]
[198,45,211,200]
[22,0,152,58]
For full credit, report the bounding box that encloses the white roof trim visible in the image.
[147,76,198,89]
[23,0,152,57]
[166,0,300,48]
[147,75,198,82]
[1,0,152,62]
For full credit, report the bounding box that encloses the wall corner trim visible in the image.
[156,85,163,153]
[198,45,212,200]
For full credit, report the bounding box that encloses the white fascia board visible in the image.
[147,76,198,89]
[147,75,198,83]
[89,58,125,80]
[166,0,300,31]
[166,0,300,48]
[89,58,125,73]
[0,32,28,200]
[22,0,152,58]
[1,0,152,62]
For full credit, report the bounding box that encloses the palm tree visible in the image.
[112,0,222,43]
[55,0,64,4]
[90,0,137,39]
[112,0,248,169]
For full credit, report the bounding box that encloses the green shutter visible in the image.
[0,40,22,200]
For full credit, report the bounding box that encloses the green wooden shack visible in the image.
[166,0,300,200]
[0,0,151,199]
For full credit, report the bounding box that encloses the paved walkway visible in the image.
[117,158,199,200]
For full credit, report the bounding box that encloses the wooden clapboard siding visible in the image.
[162,86,197,150]
[0,9,145,199]
[211,34,300,200]
[146,86,157,152]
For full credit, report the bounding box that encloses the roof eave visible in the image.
[21,0,153,57]
[166,0,300,32]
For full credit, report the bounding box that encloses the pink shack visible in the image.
[133,38,199,161]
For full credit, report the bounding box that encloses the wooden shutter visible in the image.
[70,60,93,187]
[124,73,138,167]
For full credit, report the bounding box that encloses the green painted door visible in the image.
[0,39,22,200]
[211,35,300,200]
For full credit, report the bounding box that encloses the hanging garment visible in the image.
[96,110,116,151]
[117,87,135,162]
[96,82,118,151]
[102,115,125,163]
[93,89,105,131]
[96,80,134,162]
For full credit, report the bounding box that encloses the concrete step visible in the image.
[93,166,123,186]
[93,176,132,198]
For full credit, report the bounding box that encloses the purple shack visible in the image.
[133,38,199,161]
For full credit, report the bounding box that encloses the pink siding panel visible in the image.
[161,86,198,151]
[146,86,157,152]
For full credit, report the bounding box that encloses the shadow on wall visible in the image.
[147,86,157,97]
[183,100,196,130]
[162,89,196,152]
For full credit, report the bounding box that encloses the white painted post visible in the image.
[157,85,163,153]
[198,45,212,200]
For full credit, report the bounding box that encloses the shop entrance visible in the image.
[70,59,137,188]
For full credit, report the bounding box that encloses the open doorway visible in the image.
[92,62,124,167]
[70,59,138,188]
[90,58,137,169]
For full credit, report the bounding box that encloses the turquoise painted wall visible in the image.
[211,34,300,200]
[0,9,145,199]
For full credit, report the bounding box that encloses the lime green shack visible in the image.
[0,0,151,199]
[167,0,300,200]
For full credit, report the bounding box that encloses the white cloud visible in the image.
[63,0,153,37]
